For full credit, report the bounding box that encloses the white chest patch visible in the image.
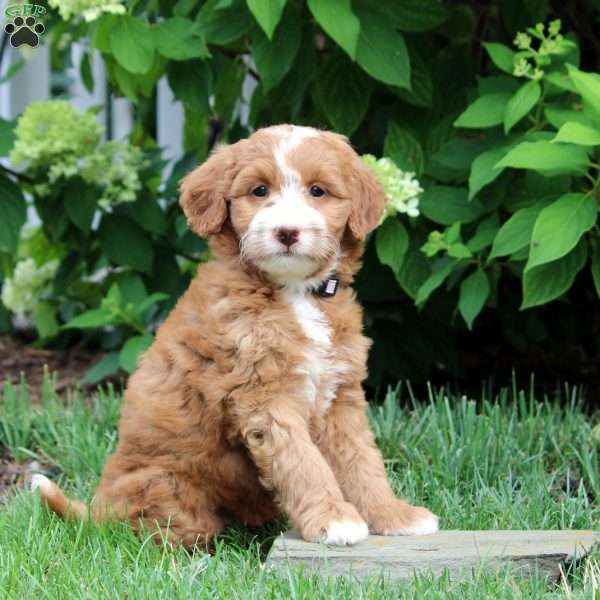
[284,290,344,415]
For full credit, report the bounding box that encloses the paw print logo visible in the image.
[4,16,45,48]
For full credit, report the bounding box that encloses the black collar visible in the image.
[315,276,340,298]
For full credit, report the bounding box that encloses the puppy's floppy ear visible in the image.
[347,158,387,240]
[179,144,237,237]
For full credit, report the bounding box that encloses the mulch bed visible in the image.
[0,335,101,401]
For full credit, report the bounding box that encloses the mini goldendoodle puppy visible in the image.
[33,125,438,548]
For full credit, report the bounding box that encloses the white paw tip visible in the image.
[30,474,52,494]
[385,515,439,536]
[324,520,369,546]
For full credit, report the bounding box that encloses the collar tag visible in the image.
[316,277,339,298]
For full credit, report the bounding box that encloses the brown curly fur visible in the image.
[35,125,438,548]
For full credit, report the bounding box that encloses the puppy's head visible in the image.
[180,125,385,285]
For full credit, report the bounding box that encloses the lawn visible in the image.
[0,374,598,599]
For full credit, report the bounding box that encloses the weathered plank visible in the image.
[267,530,598,582]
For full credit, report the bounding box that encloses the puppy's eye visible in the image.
[310,185,325,198]
[252,185,269,198]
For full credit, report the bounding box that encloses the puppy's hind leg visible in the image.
[142,504,225,551]
[98,470,226,551]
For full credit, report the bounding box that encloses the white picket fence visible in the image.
[0,42,185,162]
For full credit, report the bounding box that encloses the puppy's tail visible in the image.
[31,474,88,521]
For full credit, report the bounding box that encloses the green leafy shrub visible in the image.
[1,0,599,389]
[0,100,207,380]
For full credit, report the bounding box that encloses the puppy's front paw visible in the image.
[370,501,439,536]
[302,502,369,546]
[323,519,369,546]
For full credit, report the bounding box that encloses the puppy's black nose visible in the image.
[275,227,300,248]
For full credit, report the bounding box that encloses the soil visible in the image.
[0,448,48,504]
[0,335,102,401]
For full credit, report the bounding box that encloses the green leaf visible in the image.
[524,172,571,198]
[213,58,245,123]
[308,0,359,58]
[384,123,424,177]
[483,42,515,74]
[136,292,169,316]
[315,54,372,136]
[153,17,209,61]
[552,122,600,146]
[392,47,433,108]
[397,245,430,299]
[247,0,286,39]
[567,65,600,111]
[468,145,507,200]
[526,193,597,271]
[110,61,138,101]
[545,71,577,93]
[375,218,409,273]
[459,269,490,329]
[489,200,549,259]
[0,303,12,334]
[197,0,253,44]
[448,243,472,259]
[0,118,16,156]
[415,259,455,306]
[80,51,94,93]
[420,186,485,225]
[119,334,154,373]
[495,141,589,175]
[384,0,449,32]
[0,175,26,253]
[110,16,155,74]
[183,107,209,155]
[504,80,541,133]
[454,93,511,129]
[98,215,154,274]
[174,0,197,16]
[118,274,147,306]
[467,213,500,252]
[591,243,600,298]
[251,2,301,91]
[63,308,113,330]
[83,352,121,385]
[63,179,97,232]
[92,14,118,53]
[167,59,211,113]
[478,75,520,96]
[522,240,587,309]
[354,1,411,88]
[122,197,167,235]
[34,302,59,339]
[545,106,593,130]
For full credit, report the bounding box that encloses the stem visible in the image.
[532,89,547,129]
[0,163,33,183]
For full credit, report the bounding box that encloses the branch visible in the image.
[0,163,33,183]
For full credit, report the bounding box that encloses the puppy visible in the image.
[33,125,438,548]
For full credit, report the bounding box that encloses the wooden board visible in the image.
[267,530,599,582]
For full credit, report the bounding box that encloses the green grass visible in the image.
[0,373,598,599]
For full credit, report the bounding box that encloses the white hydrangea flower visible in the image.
[361,155,423,221]
[48,0,125,22]
[12,101,147,209]
[80,141,147,208]
[1,258,59,318]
